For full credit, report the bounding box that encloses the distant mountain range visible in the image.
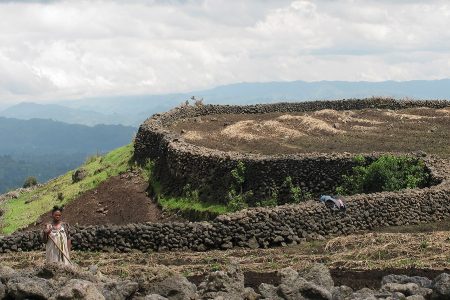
[2,79,450,127]
[0,117,136,193]
[0,102,123,127]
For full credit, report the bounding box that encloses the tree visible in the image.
[23,176,38,188]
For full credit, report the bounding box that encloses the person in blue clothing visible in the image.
[319,195,346,211]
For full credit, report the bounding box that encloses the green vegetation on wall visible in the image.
[147,159,314,217]
[146,162,230,219]
[336,155,430,195]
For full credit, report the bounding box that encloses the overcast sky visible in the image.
[0,0,449,104]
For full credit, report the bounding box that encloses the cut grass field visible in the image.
[0,143,134,234]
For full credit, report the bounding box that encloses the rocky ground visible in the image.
[2,229,450,299]
[1,261,450,299]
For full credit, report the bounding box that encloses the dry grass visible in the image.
[382,110,435,120]
[182,131,203,141]
[2,231,450,279]
[220,119,306,141]
[278,114,343,134]
[168,107,450,157]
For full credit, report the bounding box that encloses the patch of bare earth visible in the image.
[24,171,183,231]
[170,107,450,157]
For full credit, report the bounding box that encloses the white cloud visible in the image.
[0,0,449,104]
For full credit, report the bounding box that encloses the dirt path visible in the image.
[25,171,183,230]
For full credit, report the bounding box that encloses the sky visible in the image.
[0,0,450,105]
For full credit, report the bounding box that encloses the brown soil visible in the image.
[25,171,183,231]
[169,107,450,158]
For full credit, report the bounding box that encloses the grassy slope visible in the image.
[0,144,134,234]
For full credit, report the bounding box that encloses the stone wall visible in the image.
[1,99,450,253]
[134,98,450,203]
[1,158,449,253]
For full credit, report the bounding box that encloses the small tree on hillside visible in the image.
[23,176,38,188]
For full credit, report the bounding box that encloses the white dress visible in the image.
[45,223,71,265]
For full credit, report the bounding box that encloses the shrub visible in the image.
[227,189,251,212]
[57,192,64,201]
[336,155,429,195]
[182,184,200,202]
[278,176,306,204]
[23,176,37,188]
[227,161,252,211]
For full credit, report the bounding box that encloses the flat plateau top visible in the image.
[168,107,450,158]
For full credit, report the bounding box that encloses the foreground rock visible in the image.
[1,263,450,299]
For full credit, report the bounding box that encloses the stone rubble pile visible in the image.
[1,263,450,300]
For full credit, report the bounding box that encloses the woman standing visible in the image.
[42,206,72,265]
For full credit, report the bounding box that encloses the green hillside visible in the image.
[0,144,134,234]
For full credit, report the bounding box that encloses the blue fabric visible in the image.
[320,195,335,203]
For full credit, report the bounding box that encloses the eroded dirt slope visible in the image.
[26,171,183,230]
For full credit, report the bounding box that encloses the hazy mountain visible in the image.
[0,102,131,126]
[2,79,450,127]
[0,117,136,155]
[0,153,88,194]
[63,79,450,121]
[0,117,136,193]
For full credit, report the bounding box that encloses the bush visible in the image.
[226,161,252,211]
[336,155,429,195]
[23,176,38,188]
[227,189,251,212]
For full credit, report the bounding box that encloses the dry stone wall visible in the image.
[1,159,449,253]
[1,99,450,253]
[134,98,449,203]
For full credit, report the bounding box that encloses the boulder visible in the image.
[197,262,258,300]
[0,265,17,280]
[102,280,139,300]
[0,282,6,299]
[298,281,332,300]
[72,168,87,183]
[331,285,353,300]
[382,274,433,289]
[351,288,377,300]
[56,279,105,300]
[258,283,283,300]
[6,276,55,299]
[381,282,420,296]
[145,274,197,300]
[243,287,260,300]
[431,273,450,300]
[274,265,333,300]
[277,267,300,287]
[299,263,334,291]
